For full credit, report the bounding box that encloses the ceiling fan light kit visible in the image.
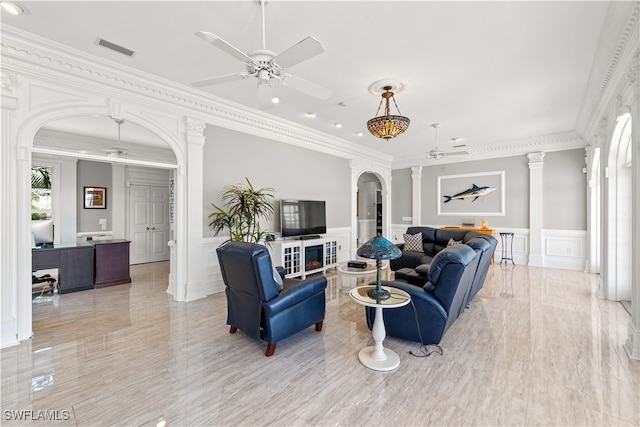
[367,85,410,140]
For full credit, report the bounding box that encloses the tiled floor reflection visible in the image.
[1,262,638,426]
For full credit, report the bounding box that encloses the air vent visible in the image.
[96,38,136,57]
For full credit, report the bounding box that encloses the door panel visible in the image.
[129,185,169,264]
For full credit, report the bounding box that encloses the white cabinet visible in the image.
[270,237,340,279]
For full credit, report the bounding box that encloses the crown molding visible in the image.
[391,131,586,169]
[1,25,393,167]
[576,1,639,141]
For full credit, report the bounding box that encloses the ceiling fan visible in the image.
[191,0,331,109]
[101,118,129,158]
[427,123,470,160]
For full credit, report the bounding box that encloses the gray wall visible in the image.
[543,149,586,230]
[203,126,352,237]
[76,160,112,232]
[420,155,530,228]
[391,149,587,230]
[391,168,412,224]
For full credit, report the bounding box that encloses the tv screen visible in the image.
[280,200,326,238]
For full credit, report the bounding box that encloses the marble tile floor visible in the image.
[1,262,639,427]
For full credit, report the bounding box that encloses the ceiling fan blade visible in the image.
[273,36,325,69]
[190,72,249,87]
[195,31,255,64]
[281,74,331,100]
[442,150,471,157]
[258,83,274,110]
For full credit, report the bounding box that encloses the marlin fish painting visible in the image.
[443,184,496,203]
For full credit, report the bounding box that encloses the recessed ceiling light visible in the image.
[271,97,280,104]
[338,102,347,107]
[450,137,464,143]
[356,132,363,137]
[0,1,28,15]
[334,123,342,128]
[305,112,317,118]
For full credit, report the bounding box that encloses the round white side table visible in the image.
[349,285,411,371]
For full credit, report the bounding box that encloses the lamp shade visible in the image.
[356,235,402,260]
[367,85,410,140]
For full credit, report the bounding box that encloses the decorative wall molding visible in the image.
[1,25,391,167]
[392,131,585,169]
[577,1,640,141]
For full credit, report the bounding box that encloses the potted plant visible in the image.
[208,177,275,244]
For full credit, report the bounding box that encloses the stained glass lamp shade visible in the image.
[356,235,402,301]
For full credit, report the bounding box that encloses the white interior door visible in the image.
[130,185,170,264]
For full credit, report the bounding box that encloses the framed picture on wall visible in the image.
[84,186,107,209]
[437,171,505,216]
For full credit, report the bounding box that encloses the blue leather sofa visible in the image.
[217,241,327,356]
[366,243,480,345]
[391,226,497,305]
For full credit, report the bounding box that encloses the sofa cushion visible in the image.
[415,264,430,276]
[403,232,423,252]
[447,238,462,246]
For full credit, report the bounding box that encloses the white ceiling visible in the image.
[2,1,610,162]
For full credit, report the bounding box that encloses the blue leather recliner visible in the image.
[216,241,327,356]
[366,243,479,345]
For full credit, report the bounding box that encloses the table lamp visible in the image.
[356,235,402,302]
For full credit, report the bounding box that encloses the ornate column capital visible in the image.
[1,71,20,96]
[410,166,422,179]
[527,151,545,168]
[186,117,206,136]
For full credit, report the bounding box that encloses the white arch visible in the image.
[14,103,188,342]
[350,161,393,257]
[605,112,632,301]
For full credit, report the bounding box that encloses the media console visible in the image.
[269,237,339,279]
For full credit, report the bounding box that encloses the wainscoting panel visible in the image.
[541,229,587,271]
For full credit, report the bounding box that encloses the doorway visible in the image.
[129,185,170,264]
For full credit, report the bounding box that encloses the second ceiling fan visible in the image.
[427,123,470,160]
[191,0,331,109]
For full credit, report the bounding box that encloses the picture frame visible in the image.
[437,171,505,216]
[83,186,107,209]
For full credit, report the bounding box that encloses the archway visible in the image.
[605,112,632,305]
[15,106,186,342]
[356,172,383,245]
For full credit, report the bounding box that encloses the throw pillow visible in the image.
[272,265,284,290]
[447,238,462,247]
[403,232,423,252]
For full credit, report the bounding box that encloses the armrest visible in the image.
[264,275,327,316]
[275,266,286,280]
[382,281,446,320]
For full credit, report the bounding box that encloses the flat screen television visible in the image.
[280,200,326,238]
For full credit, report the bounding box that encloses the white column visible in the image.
[111,163,126,239]
[1,72,20,347]
[527,152,545,266]
[411,166,422,225]
[624,63,640,360]
[184,117,206,301]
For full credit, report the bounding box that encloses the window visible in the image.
[31,166,52,220]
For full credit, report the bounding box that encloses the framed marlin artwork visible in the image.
[437,171,505,216]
